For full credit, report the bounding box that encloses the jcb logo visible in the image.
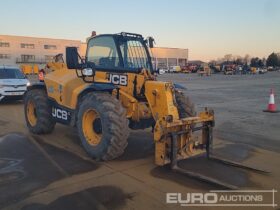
[109,74,128,86]
[52,108,68,121]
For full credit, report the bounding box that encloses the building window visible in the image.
[0,54,11,59]
[178,58,187,67]
[157,58,168,69]
[0,42,10,47]
[21,43,35,49]
[151,57,156,69]
[45,55,54,62]
[21,54,35,62]
[44,45,57,50]
[168,58,177,68]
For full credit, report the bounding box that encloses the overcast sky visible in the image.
[1,0,279,61]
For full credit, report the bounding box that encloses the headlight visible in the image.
[82,68,93,76]
[26,82,31,87]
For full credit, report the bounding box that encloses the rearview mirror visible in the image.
[147,37,155,48]
[66,47,80,69]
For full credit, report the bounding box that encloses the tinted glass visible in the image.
[119,39,151,70]
[0,69,25,79]
[87,36,120,68]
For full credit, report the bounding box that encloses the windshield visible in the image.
[119,39,152,71]
[87,36,120,68]
[0,68,26,79]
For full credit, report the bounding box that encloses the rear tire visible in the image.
[24,89,55,134]
[175,90,196,118]
[77,92,129,161]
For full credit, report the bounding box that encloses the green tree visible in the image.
[266,53,279,67]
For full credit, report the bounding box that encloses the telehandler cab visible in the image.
[24,32,266,189]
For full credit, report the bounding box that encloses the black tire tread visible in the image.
[175,90,196,118]
[77,92,129,161]
[24,89,55,134]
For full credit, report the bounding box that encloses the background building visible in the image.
[0,35,82,67]
[0,35,188,69]
[151,47,188,69]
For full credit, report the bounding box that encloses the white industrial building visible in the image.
[0,34,188,69]
[0,35,82,67]
[151,47,188,69]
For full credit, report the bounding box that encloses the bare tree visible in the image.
[243,54,250,65]
[224,54,233,62]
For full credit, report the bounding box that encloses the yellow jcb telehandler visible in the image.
[24,32,266,189]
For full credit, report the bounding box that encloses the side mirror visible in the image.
[66,47,80,69]
[147,37,155,48]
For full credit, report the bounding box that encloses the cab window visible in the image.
[87,36,120,68]
[119,39,151,70]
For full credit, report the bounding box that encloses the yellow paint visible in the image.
[26,101,37,126]
[44,63,215,166]
[82,109,102,146]
[20,65,33,75]
[33,65,39,74]
[251,67,257,74]
[20,64,40,75]
[153,110,214,165]
[145,81,179,121]
[46,62,67,71]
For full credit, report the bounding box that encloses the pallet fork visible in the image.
[170,123,269,189]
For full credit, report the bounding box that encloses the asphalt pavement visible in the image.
[0,72,279,210]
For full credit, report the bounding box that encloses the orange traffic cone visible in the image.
[263,89,279,113]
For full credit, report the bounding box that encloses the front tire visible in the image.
[77,92,129,161]
[175,90,196,118]
[24,89,55,134]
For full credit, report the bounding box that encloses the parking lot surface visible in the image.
[0,72,279,210]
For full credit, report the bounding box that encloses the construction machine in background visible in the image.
[20,64,39,75]
[222,64,235,75]
[181,65,192,73]
[198,64,211,76]
[24,31,267,189]
[209,64,221,73]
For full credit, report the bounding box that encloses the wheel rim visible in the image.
[82,109,102,146]
[27,101,37,126]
